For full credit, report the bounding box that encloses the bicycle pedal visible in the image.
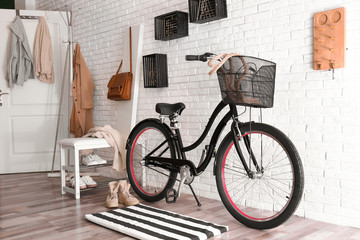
[165,188,177,204]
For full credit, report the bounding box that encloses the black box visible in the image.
[155,11,189,40]
[143,54,168,88]
[189,0,227,23]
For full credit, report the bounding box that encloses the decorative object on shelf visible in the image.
[143,54,168,88]
[155,11,188,40]
[189,0,227,24]
[313,7,345,71]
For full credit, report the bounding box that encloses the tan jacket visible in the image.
[70,43,94,137]
[83,125,126,172]
[33,17,54,83]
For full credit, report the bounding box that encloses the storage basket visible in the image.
[216,56,276,108]
[188,0,227,23]
[155,11,189,41]
[143,54,168,88]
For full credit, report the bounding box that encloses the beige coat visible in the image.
[70,43,94,137]
[33,17,54,83]
[83,125,126,172]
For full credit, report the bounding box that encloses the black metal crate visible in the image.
[189,0,227,23]
[155,11,189,41]
[143,54,168,88]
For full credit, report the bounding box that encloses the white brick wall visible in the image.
[37,0,360,229]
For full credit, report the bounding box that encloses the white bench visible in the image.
[58,137,111,199]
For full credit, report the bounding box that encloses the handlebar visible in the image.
[185,52,214,62]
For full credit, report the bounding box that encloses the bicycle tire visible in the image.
[126,119,177,202]
[215,123,304,229]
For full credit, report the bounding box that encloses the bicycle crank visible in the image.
[165,166,191,204]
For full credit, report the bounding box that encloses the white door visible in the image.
[0,9,69,174]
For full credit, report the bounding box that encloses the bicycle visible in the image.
[126,53,304,229]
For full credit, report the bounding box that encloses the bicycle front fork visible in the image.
[231,119,263,179]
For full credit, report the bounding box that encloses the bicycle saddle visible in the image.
[155,102,186,116]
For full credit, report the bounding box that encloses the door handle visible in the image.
[0,90,9,106]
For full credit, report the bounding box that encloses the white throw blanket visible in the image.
[83,125,126,172]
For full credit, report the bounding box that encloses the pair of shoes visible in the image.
[82,154,107,166]
[70,175,98,189]
[82,175,98,188]
[105,180,139,208]
[70,176,87,189]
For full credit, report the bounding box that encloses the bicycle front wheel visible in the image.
[216,123,304,229]
[126,119,177,202]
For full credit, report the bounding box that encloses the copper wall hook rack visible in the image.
[313,7,345,70]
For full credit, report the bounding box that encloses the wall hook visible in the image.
[317,61,321,69]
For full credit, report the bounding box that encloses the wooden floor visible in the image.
[1,173,360,240]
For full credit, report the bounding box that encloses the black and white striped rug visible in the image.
[85,204,229,240]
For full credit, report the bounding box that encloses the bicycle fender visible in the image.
[213,130,231,176]
[126,118,174,150]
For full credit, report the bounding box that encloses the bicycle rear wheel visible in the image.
[216,123,304,229]
[126,119,177,202]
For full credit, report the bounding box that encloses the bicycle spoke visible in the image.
[225,177,249,189]
[269,146,285,164]
[258,181,284,212]
[224,165,247,176]
[270,171,292,177]
[262,177,294,181]
[232,179,257,203]
[145,165,172,178]
[261,179,290,201]
[262,176,292,187]
[266,162,291,170]
[263,153,287,171]
[265,155,288,170]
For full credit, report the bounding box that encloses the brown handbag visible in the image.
[107,27,132,101]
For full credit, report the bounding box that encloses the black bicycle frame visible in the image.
[147,100,260,178]
[176,101,260,177]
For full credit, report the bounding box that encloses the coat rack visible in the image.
[49,10,74,177]
[16,9,39,19]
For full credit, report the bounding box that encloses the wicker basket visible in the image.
[216,56,276,108]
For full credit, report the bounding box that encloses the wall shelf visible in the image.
[189,0,227,24]
[155,11,189,41]
[143,54,168,88]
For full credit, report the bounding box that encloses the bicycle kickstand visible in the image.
[165,166,195,204]
[189,184,201,206]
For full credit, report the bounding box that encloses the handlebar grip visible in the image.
[186,53,214,62]
[185,55,200,61]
